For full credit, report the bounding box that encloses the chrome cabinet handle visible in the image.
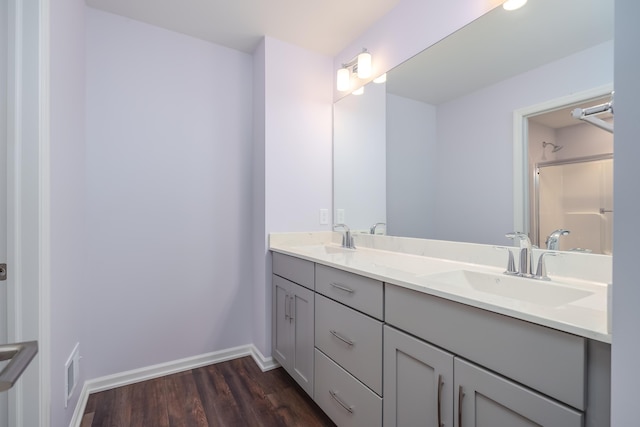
[329,389,354,414]
[458,385,465,427]
[437,374,443,427]
[284,294,289,320]
[330,282,354,293]
[289,295,294,323]
[0,341,38,392]
[330,330,355,346]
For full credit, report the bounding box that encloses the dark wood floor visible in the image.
[82,356,336,427]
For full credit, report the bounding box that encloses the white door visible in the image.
[1,0,10,424]
[1,0,45,426]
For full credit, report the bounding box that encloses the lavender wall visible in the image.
[84,9,254,378]
[49,0,87,425]
[254,37,333,356]
[251,39,268,355]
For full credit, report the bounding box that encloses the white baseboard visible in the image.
[68,344,279,427]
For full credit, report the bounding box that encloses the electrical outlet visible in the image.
[319,209,329,225]
[336,209,345,224]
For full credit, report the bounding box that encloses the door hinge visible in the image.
[0,263,6,281]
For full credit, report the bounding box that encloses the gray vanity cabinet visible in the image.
[271,250,610,427]
[455,358,582,427]
[271,253,315,398]
[383,325,454,427]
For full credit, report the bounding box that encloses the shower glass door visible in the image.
[535,155,613,254]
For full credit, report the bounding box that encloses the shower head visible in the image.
[542,141,563,153]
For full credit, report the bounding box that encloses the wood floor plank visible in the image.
[267,385,335,427]
[163,370,209,427]
[89,387,115,427]
[84,393,98,414]
[80,413,94,427]
[85,356,336,427]
[217,358,285,426]
[193,361,247,426]
[110,382,133,426]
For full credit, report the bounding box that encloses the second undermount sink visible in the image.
[423,270,594,307]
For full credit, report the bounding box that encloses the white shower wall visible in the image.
[538,159,613,254]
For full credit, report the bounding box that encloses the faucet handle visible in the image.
[495,246,518,276]
[533,252,559,281]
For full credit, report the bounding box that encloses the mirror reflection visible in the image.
[333,0,614,252]
[527,96,614,254]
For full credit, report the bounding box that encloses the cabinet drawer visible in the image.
[314,349,382,427]
[315,264,383,320]
[272,252,314,290]
[386,284,587,410]
[315,294,383,395]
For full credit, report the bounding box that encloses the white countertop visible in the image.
[269,232,611,343]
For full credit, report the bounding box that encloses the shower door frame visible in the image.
[531,153,613,249]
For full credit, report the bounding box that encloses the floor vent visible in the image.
[65,343,80,407]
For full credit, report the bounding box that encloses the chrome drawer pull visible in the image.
[437,374,443,427]
[329,389,354,414]
[458,385,465,427]
[289,295,295,323]
[330,330,355,346]
[330,282,354,293]
[284,294,289,320]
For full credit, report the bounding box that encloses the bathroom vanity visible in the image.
[270,232,611,427]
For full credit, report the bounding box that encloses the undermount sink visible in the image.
[423,270,594,307]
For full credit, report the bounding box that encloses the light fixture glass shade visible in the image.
[503,0,527,11]
[373,73,387,84]
[337,68,350,91]
[352,87,364,96]
[357,51,372,79]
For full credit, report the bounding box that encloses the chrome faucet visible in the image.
[505,232,533,277]
[334,224,355,249]
[545,229,570,250]
[370,222,386,235]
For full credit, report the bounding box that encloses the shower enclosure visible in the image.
[533,155,613,254]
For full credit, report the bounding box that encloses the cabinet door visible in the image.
[272,275,292,370]
[290,282,315,397]
[384,326,454,427]
[455,358,583,427]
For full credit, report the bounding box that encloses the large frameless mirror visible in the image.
[333,0,614,253]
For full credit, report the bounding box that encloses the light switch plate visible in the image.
[336,209,345,224]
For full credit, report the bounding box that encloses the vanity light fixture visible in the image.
[337,48,373,91]
[352,87,365,96]
[503,0,527,11]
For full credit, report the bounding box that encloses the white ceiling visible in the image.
[84,0,400,55]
